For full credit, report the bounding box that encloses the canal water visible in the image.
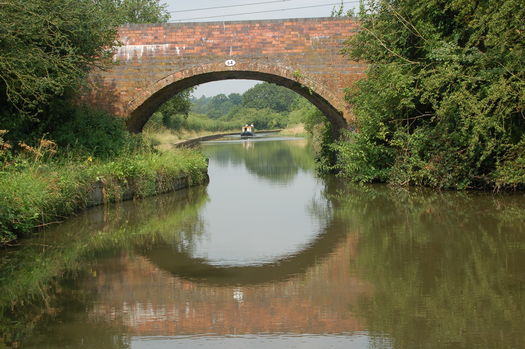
[1,134,524,348]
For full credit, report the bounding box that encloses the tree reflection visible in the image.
[3,144,525,348]
[327,182,525,349]
[203,137,315,184]
[0,187,208,348]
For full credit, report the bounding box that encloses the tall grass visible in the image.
[145,112,241,134]
[1,106,209,245]
[0,148,208,244]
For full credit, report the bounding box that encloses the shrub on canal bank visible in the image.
[0,148,208,245]
[332,0,525,190]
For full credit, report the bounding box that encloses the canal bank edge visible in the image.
[86,171,209,208]
[174,130,282,148]
[0,150,209,246]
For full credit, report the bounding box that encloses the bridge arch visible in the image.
[82,18,365,132]
[126,62,348,132]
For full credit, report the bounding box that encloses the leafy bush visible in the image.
[50,105,141,158]
[337,0,525,189]
[0,0,170,151]
[0,0,117,116]
[332,130,393,183]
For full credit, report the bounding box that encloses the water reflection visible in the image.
[327,182,525,349]
[0,188,208,348]
[192,136,324,266]
[142,210,348,286]
[203,135,315,185]
[0,135,524,349]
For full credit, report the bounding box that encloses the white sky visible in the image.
[163,0,357,97]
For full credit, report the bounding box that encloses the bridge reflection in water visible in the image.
[86,137,370,337]
[89,230,368,337]
[4,135,525,349]
[0,135,374,349]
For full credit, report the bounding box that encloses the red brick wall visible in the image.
[83,17,365,131]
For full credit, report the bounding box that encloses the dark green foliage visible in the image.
[155,88,194,128]
[336,0,525,189]
[290,100,339,172]
[227,93,243,106]
[208,94,236,119]
[1,99,141,158]
[191,93,241,119]
[0,0,117,116]
[158,89,194,118]
[184,82,303,120]
[161,113,186,130]
[0,0,170,149]
[146,88,209,131]
[242,82,301,113]
[189,82,303,124]
[50,105,140,158]
[333,129,394,183]
[152,83,308,132]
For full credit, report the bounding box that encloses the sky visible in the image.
[163,0,358,97]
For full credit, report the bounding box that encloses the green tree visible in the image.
[96,0,170,24]
[0,0,117,117]
[336,0,525,189]
[163,83,320,132]
[154,88,195,129]
[209,94,235,119]
[242,82,300,113]
[228,93,243,105]
[159,89,194,118]
[0,0,171,146]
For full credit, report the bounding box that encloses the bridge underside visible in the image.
[127,69,348,133]
[82,17,366,133]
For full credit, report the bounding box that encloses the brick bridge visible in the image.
[83,17,365,132]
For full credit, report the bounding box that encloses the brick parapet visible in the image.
[83,17,365,132]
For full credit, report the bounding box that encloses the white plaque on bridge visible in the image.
[225,59,236,67]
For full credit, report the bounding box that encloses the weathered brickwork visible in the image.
[83,17,365,132]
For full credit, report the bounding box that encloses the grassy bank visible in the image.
[278,124,307,137]
[0,148,208,245]
[145,128,236,151]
